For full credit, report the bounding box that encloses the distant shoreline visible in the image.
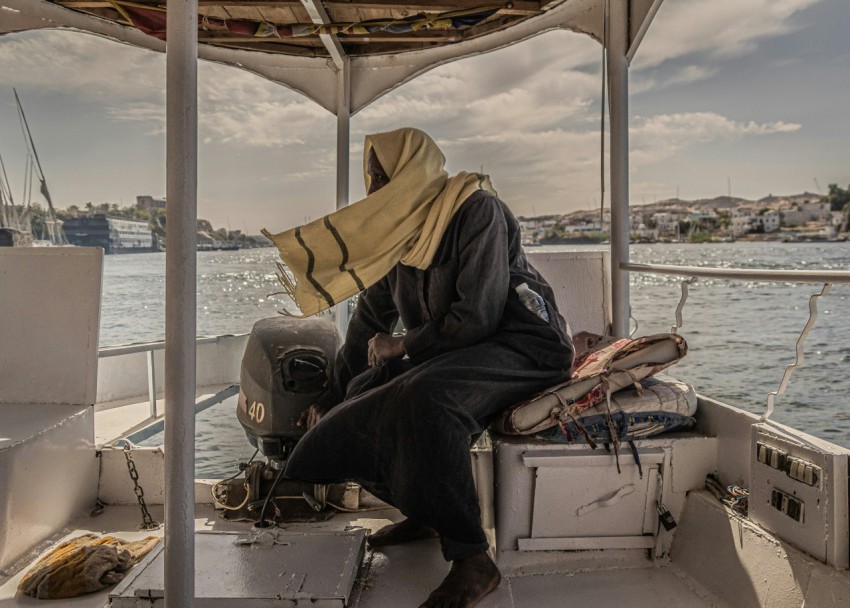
[534,234,848,246]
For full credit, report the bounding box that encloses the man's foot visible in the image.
[366,518,438,547]
[419,552,501,608]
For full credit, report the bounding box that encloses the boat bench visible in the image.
[0,248,102,571]
[481,430,718,572]
[478,251,719,572]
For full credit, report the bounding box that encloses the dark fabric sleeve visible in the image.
[402,197,509,363]
[317,277,399,411]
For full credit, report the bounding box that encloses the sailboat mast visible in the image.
[14,88,65,244]
[0,178,7,229]
[0,152,21,230]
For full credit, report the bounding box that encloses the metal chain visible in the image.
[123,443,160,530]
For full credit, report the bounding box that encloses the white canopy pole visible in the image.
[608,0,630,337]
[335,58,352,338]
[336,59,351,210]
[164,0,198,605]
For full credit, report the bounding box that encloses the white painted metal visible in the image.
[164,0,199,604]
[526,250,611,336]
[471,435,496,556]
[0,247,102,406]
[97,335,248,406]
[336,59,351,211]
[0,247,102,567]
[299,0,346,70]
[335,57,352,339]
[98,445,167,506]
[627,0,666,61]
[518,536,656,551]
[524,449,663,543]
[147,349,158,418]
[3,502,738,607]
[110,530,367,607]
[0,404,97,570]
[673,490,850,608]
[494,428,719,572]
[623,262,850,284]
[504,567,727,608]
[749,423,850,569]
[764,283,832,421]
[695,395,761,488]
[608,0,630,338]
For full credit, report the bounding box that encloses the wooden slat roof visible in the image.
[0,0,664,113]
[51,0,557,57]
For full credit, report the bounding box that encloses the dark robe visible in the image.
[285,190,574,560]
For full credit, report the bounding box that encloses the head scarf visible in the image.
[262,127,495,317]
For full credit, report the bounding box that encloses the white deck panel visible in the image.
[110,530,366,607]
[506,568,727,608]
[0,503,727,608]
[351,536,728,608]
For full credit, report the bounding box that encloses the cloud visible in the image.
[0,2,830,224]
[635,0,821,69]
[0,29,333,149]
[0,30,163,98]
[630,111,801,165]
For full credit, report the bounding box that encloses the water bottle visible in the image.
[515,282,549,322]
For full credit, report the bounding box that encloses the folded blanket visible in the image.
[18,534,160,599]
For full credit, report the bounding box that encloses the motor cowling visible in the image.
[237,316,341,460]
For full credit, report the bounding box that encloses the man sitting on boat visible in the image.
[263,127,574,608]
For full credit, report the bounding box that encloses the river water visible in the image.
[106,242,850,476]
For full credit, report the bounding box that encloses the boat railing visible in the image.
[621,263,850,285]
[97,334,247,418]
[622,262,850,423]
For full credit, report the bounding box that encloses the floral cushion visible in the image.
[494,333,688,437]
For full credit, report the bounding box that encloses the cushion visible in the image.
[533,374,697,444]
[494,332,688,436]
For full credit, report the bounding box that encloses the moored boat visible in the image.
[0,227,33,247]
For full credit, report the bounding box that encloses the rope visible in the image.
[210,449,258,511]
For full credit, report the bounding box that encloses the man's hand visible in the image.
[296,403,326,430]
[368,333,406,367]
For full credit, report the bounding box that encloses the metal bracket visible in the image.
[762,283,832,421]
[671,276,698,334]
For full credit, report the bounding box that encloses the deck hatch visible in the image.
[109,529,366,607]
[520,448,666,551]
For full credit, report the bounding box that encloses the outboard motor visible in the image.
[237,316,341,461]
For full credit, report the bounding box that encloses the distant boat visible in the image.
[0,143,32,247]
[62,214,157,254]
[216,241,241,251]
[0,227,33,247]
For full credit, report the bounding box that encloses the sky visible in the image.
[0,0,848,234]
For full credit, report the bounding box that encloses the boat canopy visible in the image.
[0,0,663,113]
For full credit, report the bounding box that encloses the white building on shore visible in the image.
[780,200,831,226]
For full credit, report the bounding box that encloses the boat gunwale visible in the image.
[623,262,850,284]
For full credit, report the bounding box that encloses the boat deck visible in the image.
[0,501,728,608]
